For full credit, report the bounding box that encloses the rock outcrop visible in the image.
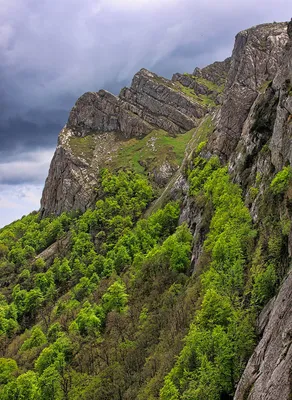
[120,69,206,133]
[211,22,288,159]
[67,68,207,138]
[67,90,153,138]
[193,57,231,86]
[234,268,292,400]
[41,67,219,217]
[225,19,292,400]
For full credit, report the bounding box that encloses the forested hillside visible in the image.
[0,20,292,400]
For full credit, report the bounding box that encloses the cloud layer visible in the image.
[0,149,53,185]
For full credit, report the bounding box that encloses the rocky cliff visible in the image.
[41,65,223,216]
[40,20,292,399]
[231,21,292,400]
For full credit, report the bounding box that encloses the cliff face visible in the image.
[41,65,223,216]
[234,268,292,400]
[40,20,292,399]
[231,21,292,400]
[211,22,288,159]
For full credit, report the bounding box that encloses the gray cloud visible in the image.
[1,0,289,117]
[0,184,43,228]
[0,148,53,185]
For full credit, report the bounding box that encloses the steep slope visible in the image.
[234,268,292,400]
[230,21,292,400]
[40,66,224,217]
[211,22,288,159]
[0,20,292,400]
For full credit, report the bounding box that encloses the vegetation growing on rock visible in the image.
[1,19,292,400]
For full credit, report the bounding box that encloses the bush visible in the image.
[251,263,277,307]
[21,326,47,351]
[270,166,292,195]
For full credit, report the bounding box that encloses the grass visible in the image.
[69,135,96,160]
[150,72,218,108]
[111,129,195,175]
[182,73,224,93]
[144,116,214,217]
[192,75,224,93]
[175,83,217,107]
[192,115,214,147]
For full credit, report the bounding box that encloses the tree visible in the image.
[39,366,62,400]
[21,326,47,351]
[102,280,128,314]
[0,358,18,384]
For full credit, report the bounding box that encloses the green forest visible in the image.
[0,140,290,399]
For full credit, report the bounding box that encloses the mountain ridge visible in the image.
[0,20,291,400]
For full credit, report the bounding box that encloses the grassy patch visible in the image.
[175,83,217,107]
[182,73,224,93]
[193,115,214,146]
[112,129,195,175]
[152,74,217,107]
[69,135,96,160]
[192,75,224,93]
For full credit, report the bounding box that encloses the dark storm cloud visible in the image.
[1,0,289,124]
[0,117,64,154]
[0,148,53,185]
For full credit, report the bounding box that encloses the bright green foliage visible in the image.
[0,160,280,400]
[102,280,129,314]
[47,323,63,343]
[2,371,40,400]
[0,243,8,258]
[35,335,72,374]
[270,165,292,195]
[52,258,72,284]
[100,169,153,219]
[21,327,47,352]
[0,169,183,399]
[160,376,179,400]
[251,263,277,307]
[0,213,71,265]
[157,224,192,272]
[0,296,18,337]
[161,157,256,400]
[249,186,259,201]
[72,277,97,301]
[70,302,104,337]
[188,156,220,196]
[38,365,62,400]
[0,358,18,384]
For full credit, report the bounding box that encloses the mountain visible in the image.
[0,20,291,400]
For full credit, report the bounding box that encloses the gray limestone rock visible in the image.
[67,90,153,138]
[41,68,209,216]
[234,268,292,400]
[120,68,206,133]
[193,57,231,86]
[211,22,288,159]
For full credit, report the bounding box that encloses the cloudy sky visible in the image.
[0,0,290,227]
